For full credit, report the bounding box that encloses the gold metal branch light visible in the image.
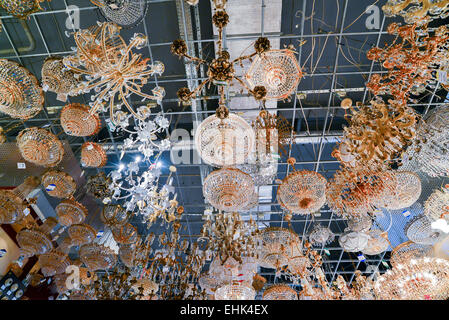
[64,22,165,126]
[171,4,273,104]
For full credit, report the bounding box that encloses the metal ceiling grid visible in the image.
[0,0,445,288]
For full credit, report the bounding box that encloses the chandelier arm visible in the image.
[119,87,146,120]
[231,52,257,65]
[123,82,161,101]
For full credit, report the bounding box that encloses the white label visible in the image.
[17,163,26,169]
[87,144,94,150]
[402,210,411,218]
[324,249,330,256]
[96,230,104,238]
[46,184,56,191]
[357,254,366,262]
[105,119,116,131]
[381,260,389,268]
[23,208,30,216]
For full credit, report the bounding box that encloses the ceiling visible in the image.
[1,0,449,292]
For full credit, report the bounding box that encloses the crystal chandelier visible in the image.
[55,198,87,227]
[404,214,446,245]
[374,257,449,300]
[381,171,421,210]
[382,0,449,24]
[262,284,298,300]
[194,104,255,167]
[401,105,449,177]
[214,282,256,300]
[111,223,138,245]
[91,0,148,28]
[63,22,165,126]
[68,223,97,247]
[277,158,326,215]
[258,227,301,270]
[17,217,57,258]
[390,241,432,267]
[17,127,65,167]
[101,204,130,228]
[38,250,71,277]
[326,167,396,218]
[203,167,255,212]
[0,59,43,120]
[361,230,390,256]
[308,224,335,247]
[59,103,101,137]
[341,99,416,167]
[346,214,373,232]
[366,22,449,104]
[79,243,117,271]
[0,0,46,18]
[424,185,449,223]
[80,142,107,168]
[0,176,39,224]
[171,7,272,104]
[41,170,76,199]
[199,212,260,265]
[41,56,80,102]
[246,49,302,101]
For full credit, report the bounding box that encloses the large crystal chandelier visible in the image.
[361,230,390,256]
[17,217,57,258]
[381,171,421,210]
[16,127,65,167]
[338,231,370,253]
[41,170,76,199]
[38,250,71,277]
[246,49,302,101]
[404,214,446,245]
[199,212,259,264]
[374,257,449,300]
[203,167,255,212]
[55,198,87,227]
[277,158,326,215]
[0,176,39,224]
[258,227,301,270]
[402,105,449,177]
[424,185,449,223]
[59,103,101,137]
[63,22,165,126]
[91,0,148,28]
[341,99,416,168]
[0,59,43,119]
[390,241,432,267]
[382,0,449,24]
[214,282,256,300]
[194,101,255,167]
[262,284,298,300]
[80,142,107,168]
[326,167,396,218]
[68,223,97,247]
[41,56,80,102]
[79,242,117,271]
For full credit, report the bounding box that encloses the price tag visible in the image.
[324,249,330,256]
[357,254,366,262]
[105,118,116,132]
[23,208,30,216]
[17,162,26,169]
[87,144,94,150]
[46,184,56,192]
[96,230,104,238]
[381,260,389,268]
[402,210,411,218]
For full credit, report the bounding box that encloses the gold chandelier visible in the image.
[41,56,81,102]
[63,22,165,125]
[41,170,76,199]
[0,176,39,224]
[390,241,432,268]
[81,142,107,168]
[382,0,449,24]
[277,158,327,215]
[258,227,301,270]
[68,223,97,247]
[59,103,101,137]
[0,59,43,119]
[246,49,303,101]
[424,185,449,224]
[38,250,71,277]
[16,217,57,258]
[374,257,449,300]
[79,243,117,271]
[203,167,255,212]
[381,171,421,210]
[262,284,298,300]
[55,198,87,227]
[0,0,47,18]
[16,127,65,167]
